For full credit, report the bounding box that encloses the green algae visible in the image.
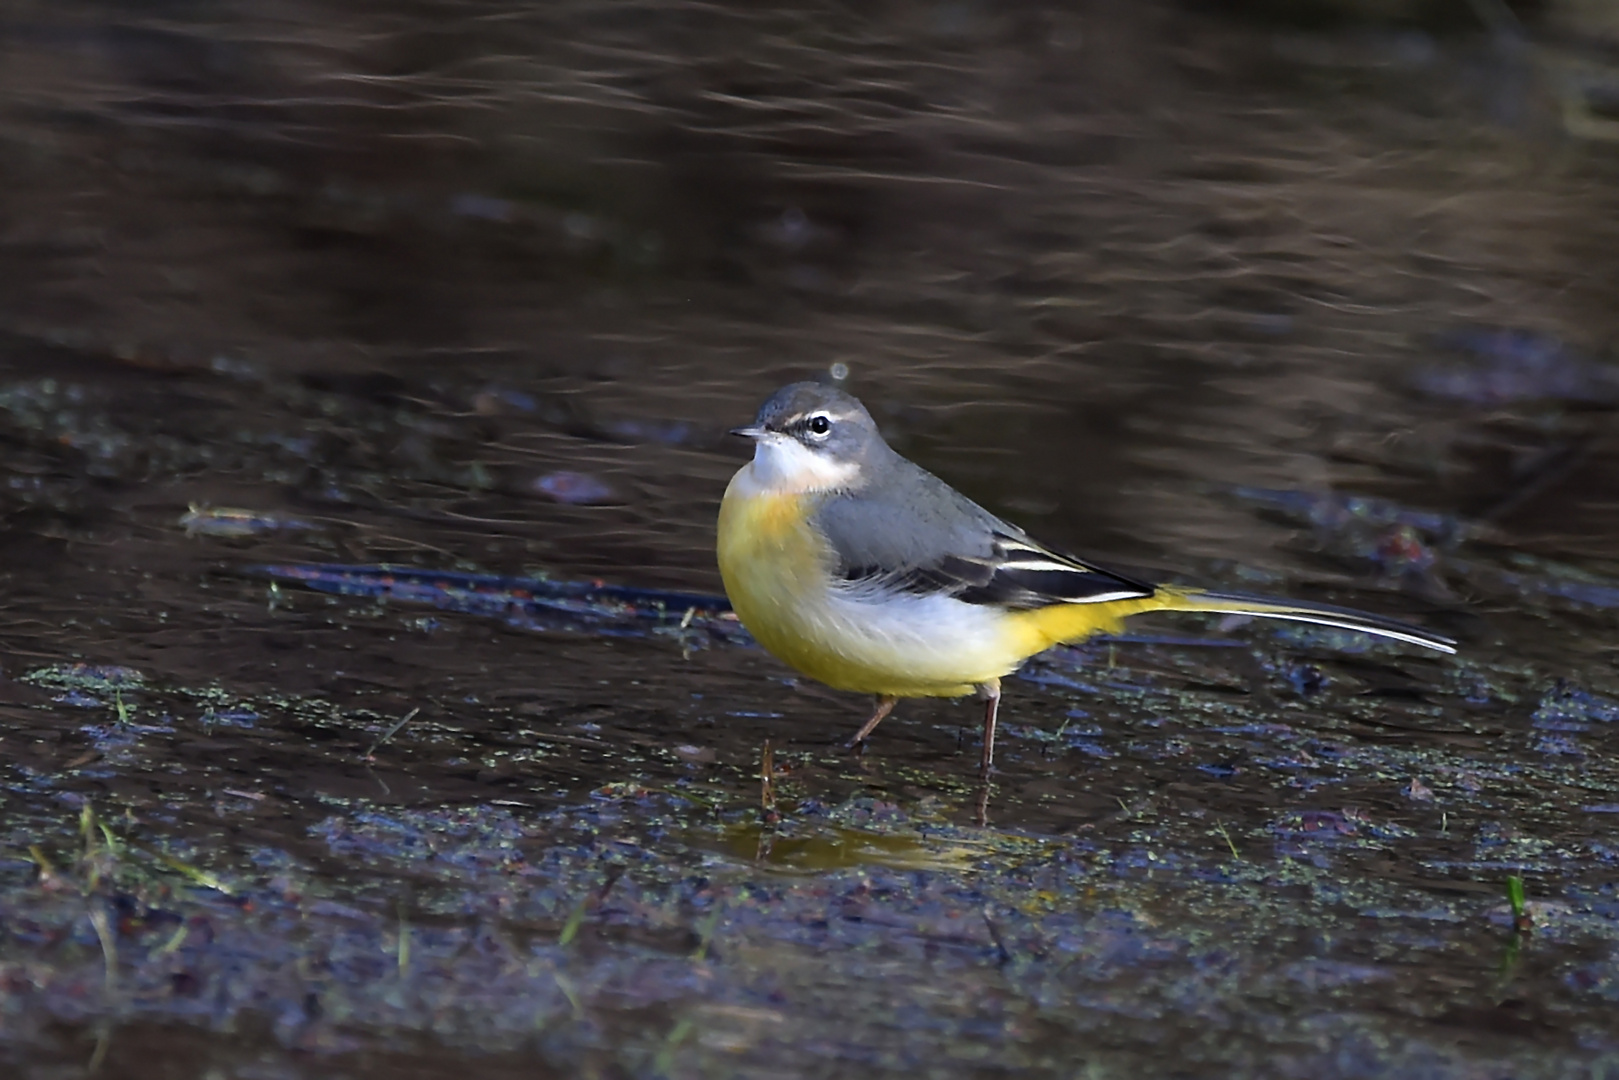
[6,640,1619,1075]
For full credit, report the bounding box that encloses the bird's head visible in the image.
[731,381,885,494]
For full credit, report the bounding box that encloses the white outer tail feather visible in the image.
[1166,589,1456,654]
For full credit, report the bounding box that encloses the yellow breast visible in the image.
[715,472,847,682]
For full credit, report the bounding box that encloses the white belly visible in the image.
[798,581,1022,695]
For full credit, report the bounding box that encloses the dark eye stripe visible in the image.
[782,413,833,437]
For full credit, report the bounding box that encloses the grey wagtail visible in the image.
[717,382,1456,778]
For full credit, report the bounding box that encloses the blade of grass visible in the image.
[87,1023,111,1075]
[397,902,411,976]
[155,922,189,956]
[151,850,233,895]
[1507,875,1532,933]
[557,895,589,947]
[691,905,723,963]
[1507,875,1526,918]
[652,1016,695,1077]
[553,971,583,1017]
[87,904,117,992]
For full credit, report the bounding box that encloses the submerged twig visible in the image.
[982,906,1012,966]
[365,706,421,760]
[759,740,779,826]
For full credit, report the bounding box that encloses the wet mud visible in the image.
[2,1,1619,1077]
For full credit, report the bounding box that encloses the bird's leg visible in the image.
[975,679,1001,779]
[847,695,897,750]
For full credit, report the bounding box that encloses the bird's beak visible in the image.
[729,425,767,440]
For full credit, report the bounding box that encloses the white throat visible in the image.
[738,433,861,495]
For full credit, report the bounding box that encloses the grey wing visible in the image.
[812,460,1154,611]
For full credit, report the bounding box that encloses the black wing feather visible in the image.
[841,531,1155,611]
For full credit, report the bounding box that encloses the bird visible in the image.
[716,381,1456,778]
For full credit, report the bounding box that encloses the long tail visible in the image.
[1153,587,1456,653]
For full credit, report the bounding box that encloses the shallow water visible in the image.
[2,1,1619,1077]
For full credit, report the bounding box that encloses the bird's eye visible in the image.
[807,414,832,436]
